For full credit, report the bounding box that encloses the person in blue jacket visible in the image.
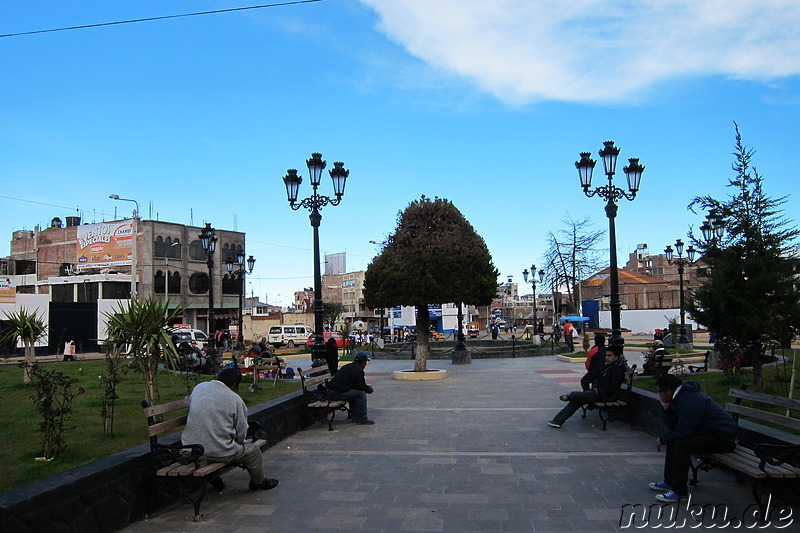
[649,375,737,502]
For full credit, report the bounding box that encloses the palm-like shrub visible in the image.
[104,298,185,407]
[2,307,47,384]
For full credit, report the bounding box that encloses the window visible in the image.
[168,272,181,294]
[154,270,166,294]
[154,236,182,259]
[103,282,130,300]
[189,273,209,294]
[222,273,240,295]
[77,282,99,302]
[15,260,35,275]
[52,284,74,302]
[189,240,206,261]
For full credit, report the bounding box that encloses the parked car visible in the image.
[268,325,310,348]
[167,327,209,345]
[308,331,350,349]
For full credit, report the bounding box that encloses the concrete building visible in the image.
[2,216,245,353]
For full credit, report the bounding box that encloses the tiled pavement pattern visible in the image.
[123,356,782,533]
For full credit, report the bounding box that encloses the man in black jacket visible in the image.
[581,334,607,390]
[328,351,375,425]
[649,375,737,502]
[548,345,626,428]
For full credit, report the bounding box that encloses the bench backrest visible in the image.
[141,398,191,451]
[726,388,800,433]
[298,367,333,394]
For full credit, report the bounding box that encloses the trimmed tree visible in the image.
[688,124,799,393]
[363,196,499,371]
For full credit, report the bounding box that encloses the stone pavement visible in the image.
[122,355,785,533]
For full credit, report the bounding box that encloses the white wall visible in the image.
[598,308,700,335]
[0,294,51,347]
[96,299,130,343]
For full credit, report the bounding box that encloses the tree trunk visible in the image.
[414,305,430,372]
[23,340,35,385]
[749,342,763,393]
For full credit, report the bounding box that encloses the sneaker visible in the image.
[355,419,375,425]
[655,490,686,503]
[547,420,562,428]
[249,478,279,491]
[649,480,672,492]
[559,394,570,402]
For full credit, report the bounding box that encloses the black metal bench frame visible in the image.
[142,398,266,521]
[580,364,637,431]
[298,367,349,431]
[689,387,800,514]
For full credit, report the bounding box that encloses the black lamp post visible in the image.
[199,223,218,345]
[576,141,645,352]
[523,265,545,341]
[664,239,696,345]
[226,251,256,350]
[283,152,349,367]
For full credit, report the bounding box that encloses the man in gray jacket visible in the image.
[182,368,278,491]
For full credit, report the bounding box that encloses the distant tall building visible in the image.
[325,252,346,275]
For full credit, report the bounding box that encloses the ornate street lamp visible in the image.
[226,251,256,350]
[664,239,697,345]
[576,141,645,352]
[523,265,545,343]
[283,152,349,367]
[199,223,218,344]
[700,213,726,244]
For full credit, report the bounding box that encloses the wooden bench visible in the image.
[298,367,349,431]
[239,355,286,392]
[652,352,708,376]
[581,364,637,431]
[142,398,266,520]
[690,388,800,513]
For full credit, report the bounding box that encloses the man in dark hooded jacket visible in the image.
[649,375,737,502]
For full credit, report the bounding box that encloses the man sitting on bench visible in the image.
[182,368,279,491]
[328,351,375,425]
[547,345,626,429]
[649,375,737,503]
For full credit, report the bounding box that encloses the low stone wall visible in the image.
[0,390,308,533]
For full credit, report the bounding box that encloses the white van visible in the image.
[167,328,210,345]
[268,325,309,348]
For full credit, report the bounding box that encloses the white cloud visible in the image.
[358,0,800,104]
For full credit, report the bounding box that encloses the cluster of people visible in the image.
[176,339,221,374]
[547,333,738,503]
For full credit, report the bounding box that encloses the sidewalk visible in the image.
[123,356,774,532]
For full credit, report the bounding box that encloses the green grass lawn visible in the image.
[0,359,301,493]
[633,351,797,399]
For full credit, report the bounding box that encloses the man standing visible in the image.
[649,375,737,502]
[182,368,279,491]
[581,334,607,390]
[563,320,575,351]
[328,351,375,425]
[547,345,626,428]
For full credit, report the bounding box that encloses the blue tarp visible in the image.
[559,316,590,322]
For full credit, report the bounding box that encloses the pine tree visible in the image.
[688,124,799,392]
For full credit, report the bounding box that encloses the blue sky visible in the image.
[1,0,798,306]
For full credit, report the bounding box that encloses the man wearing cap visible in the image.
[327,351,375,425]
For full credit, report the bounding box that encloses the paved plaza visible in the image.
[122,354,784,532]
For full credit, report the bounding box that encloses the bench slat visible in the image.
[308,400,345,408]
[147,415,189,438]
[725,403,800,432]
[193,462,227,477]
[728,388,800,411]
[144,397,190,418]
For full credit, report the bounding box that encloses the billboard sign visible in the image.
[76,219,133,270]
[0,277,15,304]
